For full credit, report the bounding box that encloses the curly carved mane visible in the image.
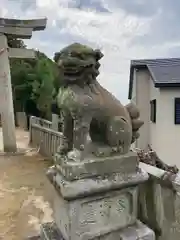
[54,43,103,87]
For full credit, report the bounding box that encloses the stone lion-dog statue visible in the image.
[54,43,144,161]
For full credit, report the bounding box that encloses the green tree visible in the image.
[8,37,59,119]
[10,60,32,110]
[30,53,56,118]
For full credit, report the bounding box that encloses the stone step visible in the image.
[40,221,155,240]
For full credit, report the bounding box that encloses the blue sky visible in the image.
[1,0,180,103]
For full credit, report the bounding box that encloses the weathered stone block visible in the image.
[53,187,137,240]
[47,166,148,199]
[54,151,138,181]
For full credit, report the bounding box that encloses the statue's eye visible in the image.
[68,52,77,58]
[71,52,84,60]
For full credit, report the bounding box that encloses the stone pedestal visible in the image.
[41,152,155,240]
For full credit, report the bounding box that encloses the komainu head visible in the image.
[54,43,103,86]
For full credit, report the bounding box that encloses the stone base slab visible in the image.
[47,166,148,200]
[54,151,138,181]
[40,221,155,240]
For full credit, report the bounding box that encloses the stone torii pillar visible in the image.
[0,18,47,152]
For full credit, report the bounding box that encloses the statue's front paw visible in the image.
[67,149,82,162]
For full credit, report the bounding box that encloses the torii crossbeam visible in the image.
[0,17,47,152]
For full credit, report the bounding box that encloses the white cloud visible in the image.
[0,8,8,17]
[36,0,59,8]
[1,0,180,103]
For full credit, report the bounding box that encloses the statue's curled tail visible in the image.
[126,102,144,143]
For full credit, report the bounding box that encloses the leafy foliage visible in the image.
[8,37,58,119]
[30,52,57,116]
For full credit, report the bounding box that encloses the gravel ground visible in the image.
[0,128,54,240]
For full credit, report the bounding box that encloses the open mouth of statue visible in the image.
[63,64,94,75]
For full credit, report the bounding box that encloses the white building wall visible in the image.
[134,68,150,150]
[131,69,137,104]
[155,88,180,166]
[149,79,161,153]
[132,68,180,167]
[131,68,137,149]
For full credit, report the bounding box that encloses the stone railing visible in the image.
[30,116,52,129]
[139,162,180,240]
[29,116,62,158]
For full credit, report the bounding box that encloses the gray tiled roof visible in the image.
[128,58,180,99]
